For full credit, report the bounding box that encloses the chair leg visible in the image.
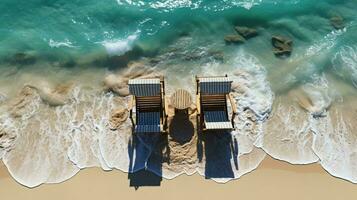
[231,112,236,129]
[197,114,205,134]
[196,114,200,134]
[129,110,134,125]
[163,115,168,133]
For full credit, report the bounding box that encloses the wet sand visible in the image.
[1,156,356,200]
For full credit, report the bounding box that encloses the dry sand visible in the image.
[1,156,356,200]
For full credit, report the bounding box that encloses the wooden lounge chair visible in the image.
[196,75,237,131]
[128,78,167,133]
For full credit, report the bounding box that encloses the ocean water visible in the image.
[0,0,357,187]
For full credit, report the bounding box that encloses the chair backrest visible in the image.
[129,78,163,115]
[129,78,161,97]
[198,77,232,95]
[197,76,232,112]
[200,94,227,111]
[135,96,162,113]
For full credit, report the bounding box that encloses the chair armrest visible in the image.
[164,97,169,117]
[227,93,237,114]
[128,95,135,109]
[162,97,169,131]
[128,95,135,119]
[196,94,201,115]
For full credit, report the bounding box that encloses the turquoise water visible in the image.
[0,0,355,59]
[0,0,357,187]
[1,0,356,89]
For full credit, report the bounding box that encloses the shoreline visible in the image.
[1,156,357,200]
[1,67,356,186]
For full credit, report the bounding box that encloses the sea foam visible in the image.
[102,33,139,56]
[48,39,76,48]
[333,45,357,88]
[311,109,357,183]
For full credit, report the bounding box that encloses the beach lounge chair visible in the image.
[128,77,167,133]
[196,75,237,131]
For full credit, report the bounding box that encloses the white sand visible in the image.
[1,157,357,200]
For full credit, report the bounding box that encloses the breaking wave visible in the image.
[102,32,139,56]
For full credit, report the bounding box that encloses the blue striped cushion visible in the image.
[137,112,160,125]
[135,112,161,133]
[204,111,233,129]
[199,77,232,94]
[204,111,229,122]
[135,125,161,133]
[129,79,161,96]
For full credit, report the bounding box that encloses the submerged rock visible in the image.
[272,35,293,57]
[183,53,203,61]
[235,26,258,39]
[60,59,77,68]
[208,50,224,61]
[224,34,245,44]
[330,15,345,30]
[11,52,36,65]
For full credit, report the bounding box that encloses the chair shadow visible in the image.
[128,132,168,189]
[232,137,239,170]
[128,170,162,189]
[202,130,239,179]
[169,111,194,145]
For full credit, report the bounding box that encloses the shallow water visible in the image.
[0,0,357,187]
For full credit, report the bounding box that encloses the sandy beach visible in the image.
[1,156,356,200]
[1,0,357,198]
